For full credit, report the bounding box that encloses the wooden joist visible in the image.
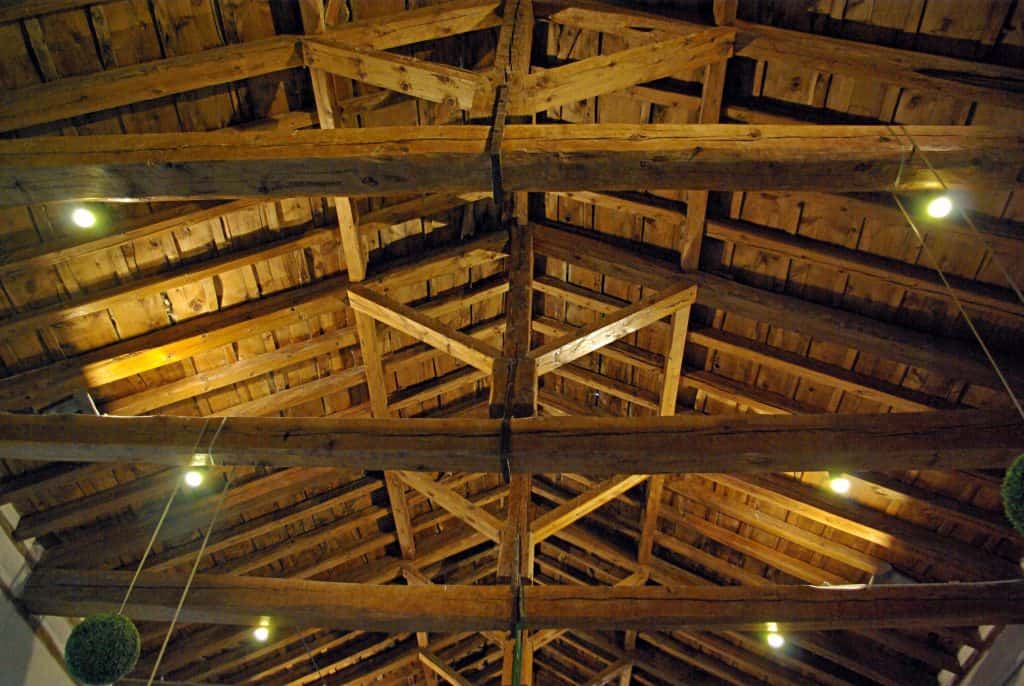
[530,281,697,376]
[509,27,734,114]
[305,39,487,111]
[21,569,1024,631]
[530,475,649,544]
[536,0,1024,110]
[0,0,502,134]
[3,125,1021,205]
[0,409,1019,474]
[348,285,502,374]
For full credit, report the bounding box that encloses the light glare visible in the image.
[253,626,270,642]
[926,196,953,219]
[829,476,852,495]
[71,207,97,228]
[767,632,785,649]
[184,470,204,488]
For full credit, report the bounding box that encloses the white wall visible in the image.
[0,504,75,686]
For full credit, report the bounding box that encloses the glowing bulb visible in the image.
[766,632,785,649]
[253,626,270,642]
[184,470,204,488]
[71,207,97,228]
[829,476,851,495]
[926,196,953,219]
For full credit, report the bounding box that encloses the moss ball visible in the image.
[64,613,140,685]
[1002,454,1024,536]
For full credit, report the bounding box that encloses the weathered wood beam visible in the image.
[536,0,1024,110]
[4,125,1021,205]
[0,36,303,134]
[530,475,649,544]
[359,192,491,237]
[0,222,334,343]
[420,650,476,686]
[399,471,504,542]
[529,281,696,376]
[705,216,1024,319]
[509,28,733,114]
[349,285,502,373]
[0,0,501,133]
[535,220,1024,391]
[22,569,1024,631]
[305,38,487,111]
[3,410,1019,475]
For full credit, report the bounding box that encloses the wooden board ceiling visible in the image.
[1,1,1024,685]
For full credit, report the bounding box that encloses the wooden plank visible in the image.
[348,285,502,373]
[0,36,302,133]
[530,475,649,543]
[509,28,734,114]
[22,569,1024,631]
[4,125,1021,205]
[0,410,1019,475]
[705,216,1024,319]
[0,200,257,278]
[693,271,1024,392]
[419,651,476,686]
[359,193,491,237]
[0,222,335,343]
[398,471,504,542]
[305,39,487,110]
[318,0,502,50]
[386,472,417,561]
[530,281,696,376]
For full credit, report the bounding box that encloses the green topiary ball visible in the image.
[1003,454,1024,536]
[64,613,141,685]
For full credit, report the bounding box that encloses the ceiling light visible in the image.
[184,469,205,488]
[926,195,953,219]
[828,473,851,495]
[253,626,270,642]
[71,207,97,228]
[766,632,785,649]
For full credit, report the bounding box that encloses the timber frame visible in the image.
[1,1,1024,686]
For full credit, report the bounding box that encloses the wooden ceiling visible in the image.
[1,1,1024,685]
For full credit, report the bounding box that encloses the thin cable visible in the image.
[117,478,181,616]
[300,632,328,686]
[146,471,234,686]
[892,194,1024,422]
[896,124,1024,306]
[118,417,216,615]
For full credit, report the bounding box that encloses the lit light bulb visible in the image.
[926,196,953,219]
[71,207,97,228]
[184,470,204,488]
[829,475,851,495]
[766,632,785,649]
[253,626,270,642]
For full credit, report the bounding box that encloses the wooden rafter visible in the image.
[4,125,1021,206]
[2,409,1019,474]
[22,569,1024,632]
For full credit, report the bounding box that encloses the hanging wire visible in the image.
[145,470,233,686]
[888,126,1024,422]
[144,416,234,685]
[116,417,218,615]
[300,632,329,686]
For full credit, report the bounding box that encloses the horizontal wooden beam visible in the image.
[1,409,1019,474]
[3,125,1020,205]
[22,570,1024,631]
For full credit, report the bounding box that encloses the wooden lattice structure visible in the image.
[1,1,1024,685]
